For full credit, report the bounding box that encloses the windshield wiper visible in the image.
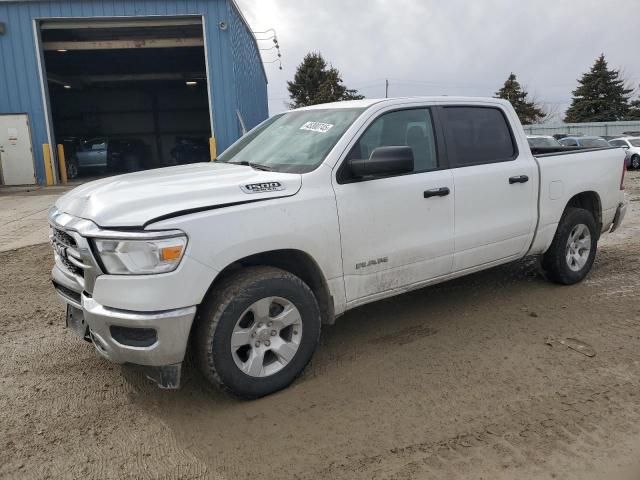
[231,161,275,172]
[249,163,275,172]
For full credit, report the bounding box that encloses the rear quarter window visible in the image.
[442,107,517,167]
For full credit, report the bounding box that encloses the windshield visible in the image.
[580,138,609,148]
[528,137,560,148]
[218,108,365,173]
[630,139,640,147]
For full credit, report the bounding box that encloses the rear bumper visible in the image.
[610,202,627,233]
[52,265,196,387]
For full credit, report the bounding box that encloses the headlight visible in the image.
[93,235,187,275]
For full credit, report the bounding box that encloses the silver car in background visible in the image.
[609,137,640,170]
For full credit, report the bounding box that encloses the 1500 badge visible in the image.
[241,182,285,194]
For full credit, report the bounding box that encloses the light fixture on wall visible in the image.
[63,85,72,89]
[57,49,68,53]
[185,81,198,87]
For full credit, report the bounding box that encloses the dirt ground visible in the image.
[1,172,640,480]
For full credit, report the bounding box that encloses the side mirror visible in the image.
[349,146,414,178]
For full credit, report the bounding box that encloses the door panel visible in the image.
[334,170,455,302]
[0,114,36,185]
[451,159,536,271]
[440,105,537,271]
[333,106,455,303]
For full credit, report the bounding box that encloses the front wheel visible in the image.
[542,207,598,285]
[631,155,640,170]
[195,266,321,399]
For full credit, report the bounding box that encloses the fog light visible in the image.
[110,326,157,347]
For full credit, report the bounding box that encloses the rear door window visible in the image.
[442,107,517,167]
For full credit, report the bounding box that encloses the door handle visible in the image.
[424,187,450,198]
[509,175,529,184]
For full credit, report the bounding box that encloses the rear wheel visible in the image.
[542,207,598,285]
[195,266,321,399]
[66,157,79,179]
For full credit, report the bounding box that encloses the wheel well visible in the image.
[565,191,602,233]
[211,250,335,325]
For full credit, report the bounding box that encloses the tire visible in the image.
[195,266,321,399]
[631,155,640,170]
[66,157,79,179]
[542,207,598,285]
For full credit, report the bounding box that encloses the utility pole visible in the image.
[385,79,389,98]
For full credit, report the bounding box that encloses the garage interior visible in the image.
[41,18,212,179]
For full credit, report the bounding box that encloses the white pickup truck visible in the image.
[49,97,627,398]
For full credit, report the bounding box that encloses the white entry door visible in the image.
[0,114,36,185]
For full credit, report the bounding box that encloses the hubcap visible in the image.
[231,297,303,378]
[633,157,640,169]
[565,223,591,272]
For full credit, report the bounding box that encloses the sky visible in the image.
[235,0,640,122]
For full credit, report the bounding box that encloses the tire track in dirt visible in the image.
[0,245,214,480]
[2,172,640,480]
[310,377,640,480]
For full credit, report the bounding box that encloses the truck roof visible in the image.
[295,96,511,111]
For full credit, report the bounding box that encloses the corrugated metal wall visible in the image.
[228,3,268,134]
[0,0,268,184]
[524,121,640,137]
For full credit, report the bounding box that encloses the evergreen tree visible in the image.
[494,73,546,125]
[564,54,632,123]
[627,98,640,120]
[287,52,364,108]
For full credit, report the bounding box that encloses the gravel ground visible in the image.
[1,172,640,480]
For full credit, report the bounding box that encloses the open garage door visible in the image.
[40,17,212,181]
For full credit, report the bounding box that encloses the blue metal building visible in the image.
[0,0,268,185]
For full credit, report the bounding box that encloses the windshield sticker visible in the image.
[300,122,334,133]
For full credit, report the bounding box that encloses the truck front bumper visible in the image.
[52,265,196,389]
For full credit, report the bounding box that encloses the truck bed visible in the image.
[529,146,626,255]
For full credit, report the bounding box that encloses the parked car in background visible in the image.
[609,137,640,170]
[527,135,562,149]
[624,149,633,170]
[61,137,82,179]
[66,137,150,178]
[553,133,584,140]
[170,137,210,165]
[559,136,610,148]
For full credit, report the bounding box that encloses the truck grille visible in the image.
[49,211,102,295]
[52,227,77,249]
[50,227,88,279]
[52,281,82,305]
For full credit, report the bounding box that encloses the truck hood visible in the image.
[55,162,302,228]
